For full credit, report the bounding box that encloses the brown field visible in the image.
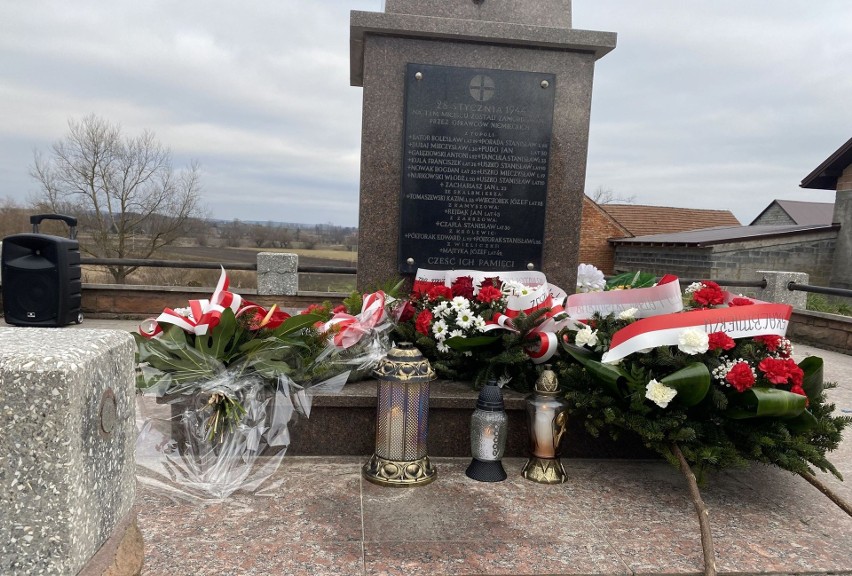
[83,246,357,292]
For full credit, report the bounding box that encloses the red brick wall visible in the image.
[578,197,629,274]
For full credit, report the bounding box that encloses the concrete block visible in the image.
[256,252,299,296]
[757,270,809,309]
[0,328,137,575]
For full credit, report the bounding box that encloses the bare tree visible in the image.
[588,185,636,205]
[30,114,205,283]
[220,219,245,248]
[0,197,30,239]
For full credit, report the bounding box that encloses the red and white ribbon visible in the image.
[413,268,567,301]
[139,267,246,338]
[600,303,793,364]
[484,284,580,364]
[564,275,683,320]
[323,291,388,349]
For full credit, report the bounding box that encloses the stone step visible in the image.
[285,379,654,459]
[151,379,655,459]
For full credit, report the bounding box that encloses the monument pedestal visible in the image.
[351,0,615,291]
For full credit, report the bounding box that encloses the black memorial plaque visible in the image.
[399,63,555,273]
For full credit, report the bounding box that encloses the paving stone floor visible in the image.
[72,321,852,575]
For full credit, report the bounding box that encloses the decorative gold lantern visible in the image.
[362,342,437,487]
[522,365,569,484]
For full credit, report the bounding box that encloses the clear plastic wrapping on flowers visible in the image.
[309,327,393,383]
[135,340,349,501]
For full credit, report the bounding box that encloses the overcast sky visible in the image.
[0,1,849,227]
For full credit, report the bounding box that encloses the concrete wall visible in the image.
[830,165,852,289]
[612,245,714,278]
[788,309,852,355]
[708,230,838,286]
[613,228,838,285]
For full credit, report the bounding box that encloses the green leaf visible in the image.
[194,308,242,362]
[444,335,500,350]
[725,386,807,419]
[273,313,323,337]
[563,345,626,398]
[606,271,656,290]
[133,326,223,386]
[799,356,824,401]
[785,409,819,433]
[660,363,711,407]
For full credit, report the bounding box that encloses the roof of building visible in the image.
[609,224,839,247]
[582,196,632,237]
[599,204,741,236]
[749,199,835,225]
[801,137,852,190]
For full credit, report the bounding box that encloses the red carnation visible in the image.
[729,297,754,307]
[726,362,756,392]
[785,359,804,387]
[477,285,503,304]
[693,281,725,307]
[451,276,475,299]
[398,301,416,323]
[708,331,736,351]
[790,384,809,405]
[332,304,347,314]
[427,285,453,301]
[758,357,791,385]
[480,276,502,289]
[415,309,433,336]
[754,335,781,352]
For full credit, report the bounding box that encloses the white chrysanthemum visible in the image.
[433,301,451,319]
[473,315,487,332]
[617,307,638,321]
[501,280,524,296]
[450,296,470,311]
[456,309,475,329]
[576,263,606,293]
[677,329,709,355]
[575,327,599,348]
[645,379,677,408]
[448,329,464,339]
[684,282,705,294]
[432,319,449,341]
[436,341,450,353]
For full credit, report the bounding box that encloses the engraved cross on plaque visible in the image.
[468,74,495,102]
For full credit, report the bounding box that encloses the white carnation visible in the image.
[677,329,709,355]
[575,327,599,348]
[617,307,638,321]
[645,379,677,408]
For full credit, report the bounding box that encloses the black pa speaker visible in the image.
[1,214,82,327]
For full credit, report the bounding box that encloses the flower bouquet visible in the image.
[394,269,574,390]
[134,269,397,499]
[553,270,851,573]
